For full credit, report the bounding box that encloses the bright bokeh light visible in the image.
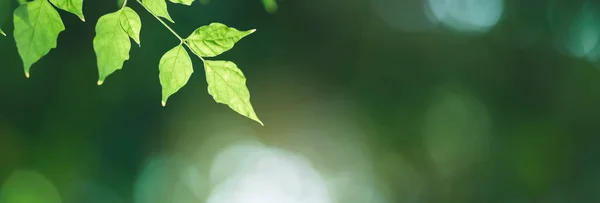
[162,95,391,203]
[559,5,600,62]
[427,0,504,33]
[0,170,61,203]
[207,142,332,203]
[423,88,491,177]
[548,1,600,68]
[134,155,186,203]
[134,154,211,203]
[372,0,437,32]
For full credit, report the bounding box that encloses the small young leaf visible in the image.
[93,10,131,85]
[142,0,174,23]
[169,0,194,6]
[49,0,85,21]
[159,44,193,106]
[119,7,142,46]
[13,0,65,77]
[203,60,262,125]
[0,28,5,36]
[186,23,255,57]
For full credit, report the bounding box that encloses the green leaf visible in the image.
[203,60,262,125]
[0,28,5,36]
[186,23,255,57]
[13,0,65,77]
[169,0,194,6]
[119,7,142,46]
[159,44,193,106]
[93,10,131,85]
[142,0,174,23]
[49,0,85,21]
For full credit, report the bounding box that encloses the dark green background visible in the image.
[1,0,600,202]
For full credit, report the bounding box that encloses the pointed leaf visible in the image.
[49,0,85,21]
[203,60,262,125]
[119,7,141,46]
[159,44,193,106]
[13,0,65,77]
[0,28,5,36]
[185,23,255,57]
[142,0,174,23]
[169,0,194,6]
[93,10,131,84]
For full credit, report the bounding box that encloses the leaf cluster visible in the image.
[1,0,263,125]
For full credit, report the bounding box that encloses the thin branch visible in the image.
[135,0,182,40]
[121,0,128,9]
[134,0,205,62]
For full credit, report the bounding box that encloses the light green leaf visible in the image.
[119,7,142,46]
[13,0,65,77]
[186,23,255,57]
[159,44,193,106]
[203,60,262,125]
[93,10,131,85]
[49,0,85,21]
[142,0,174,23]
[169,0,194,6]
[0,28,5,36]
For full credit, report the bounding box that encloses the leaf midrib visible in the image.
[26,0,46,65]
[188,33,243,44]
[102,11,123,71]
[167,46,182,87]
[206,62,253,117]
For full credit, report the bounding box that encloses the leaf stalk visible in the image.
[121,0,128,9]
[134,0,205,62]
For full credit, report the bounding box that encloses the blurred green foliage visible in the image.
[0,0,600,203]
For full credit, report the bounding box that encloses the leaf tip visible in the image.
[25,72,30,78]
[250,29,257,33]
[161,101,167,107]
[252,116,264,126]
[97,80,104,86]
[81,17,86,22]
[166,17,175,24]
[1,32,5,36]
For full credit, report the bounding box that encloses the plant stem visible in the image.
[134,0,205,62]
[121,0,128,9]
[135,0,182,40]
